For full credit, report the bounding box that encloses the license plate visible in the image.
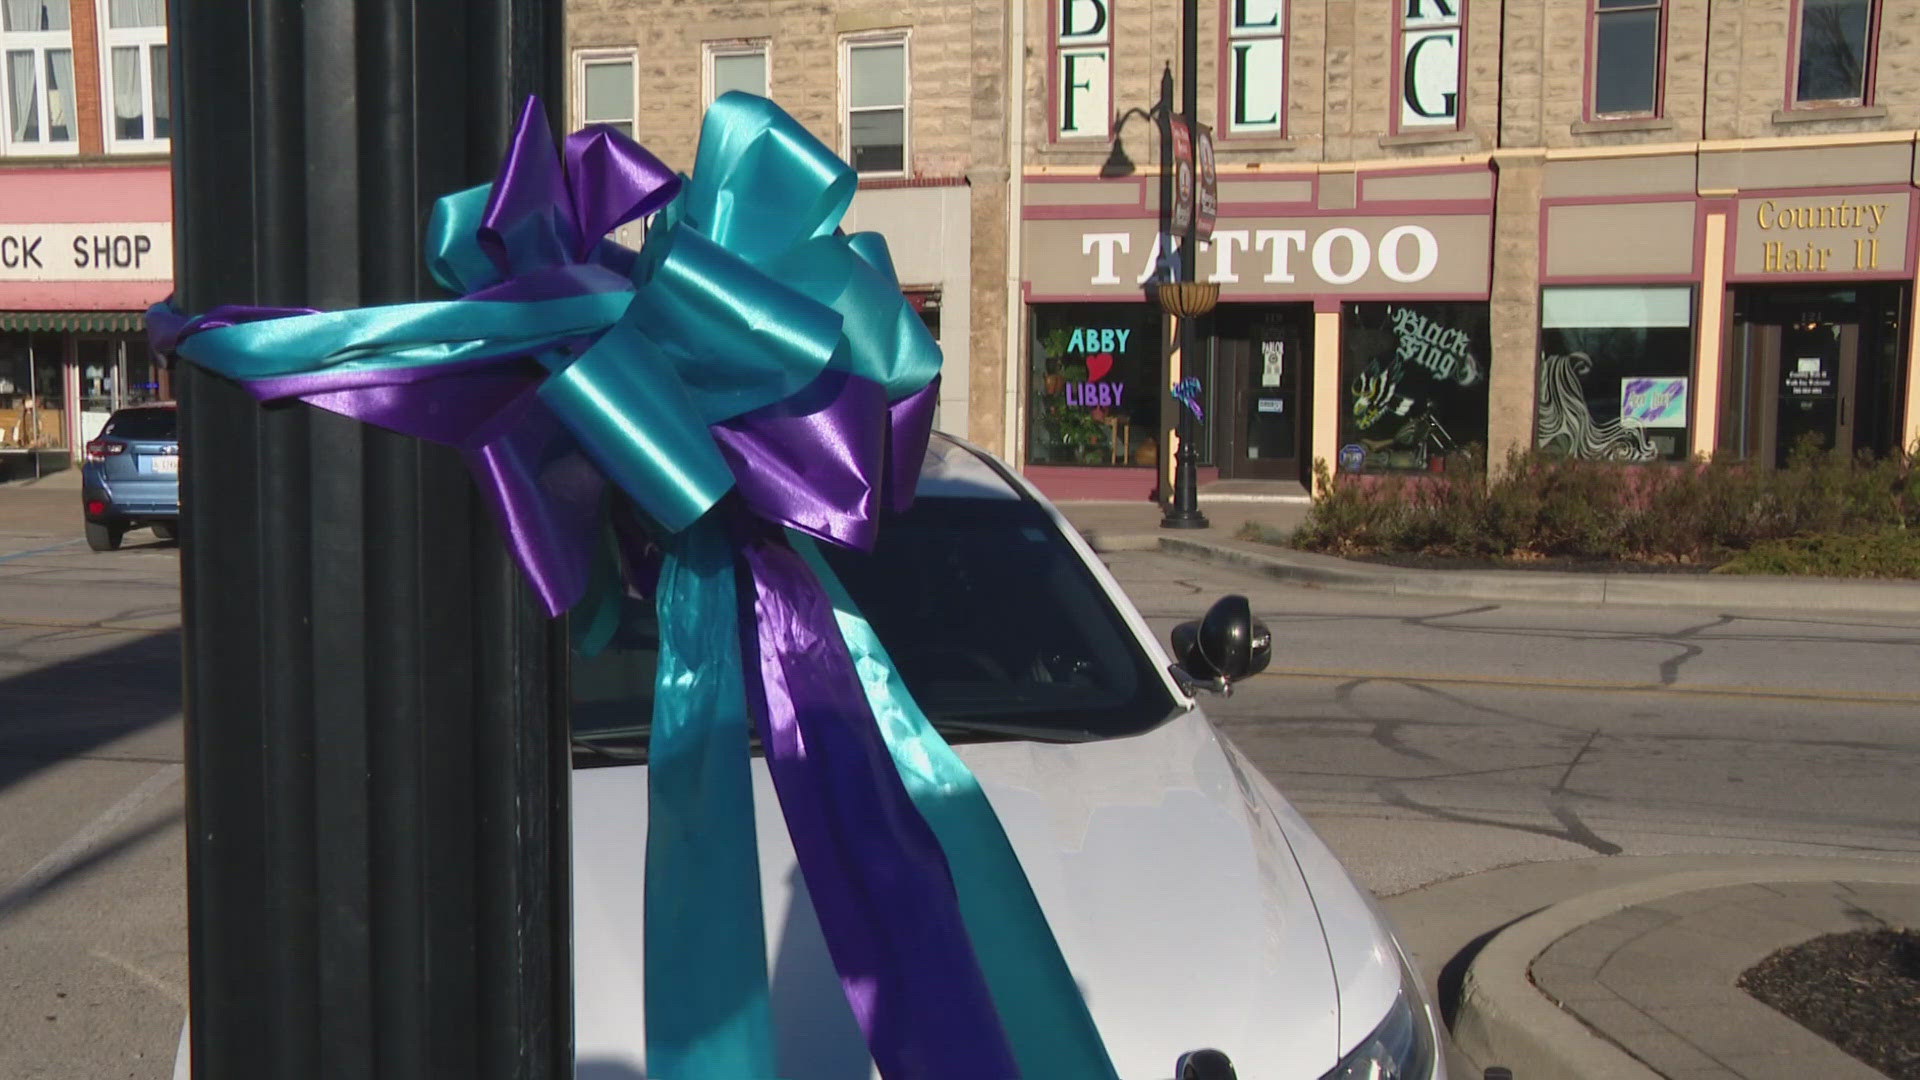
[150,455,179,474]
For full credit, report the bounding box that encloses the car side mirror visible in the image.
[1170,594,1271,696]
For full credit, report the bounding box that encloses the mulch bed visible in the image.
[1739,928,1920,1079]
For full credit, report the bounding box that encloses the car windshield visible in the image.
[571,495,1180,765]
[103,410,176,440]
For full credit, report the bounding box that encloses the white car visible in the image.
[568,434,1447,1080]
[175,433,1444,1080]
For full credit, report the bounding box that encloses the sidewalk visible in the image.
[1056,499,1920,616]
[1388,855,1920,1080]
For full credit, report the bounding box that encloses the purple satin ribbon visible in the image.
[155,98,1012,1078]
[730,512,1021,1080]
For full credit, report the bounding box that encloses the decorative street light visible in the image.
[1158,280,1216,528]
[1160,0,1210,530]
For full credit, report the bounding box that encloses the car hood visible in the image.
[573,710,1400,1079]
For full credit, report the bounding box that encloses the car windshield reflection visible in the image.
[571,495,1178,764]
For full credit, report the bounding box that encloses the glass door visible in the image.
[1213,305,1309,481]
[1725,286,1903,465]
[77,337,123,446]
[1775,319,1857,465]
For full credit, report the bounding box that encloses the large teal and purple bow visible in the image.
[152,95,1120,1080]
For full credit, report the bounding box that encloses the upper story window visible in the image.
[1224,0,1286,137]
[1053,0,1111,141]
[574,48,636,138]
[1791,0,1876,107]
[842,33,907,176]
[101,0,168,152]
[1,0,76,155]
[705,40,768,106]
[1589,0,1663,118]
[1398,0,1463,131]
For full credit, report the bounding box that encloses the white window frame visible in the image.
[1053,0,1113,142]
[0,0,77,157]
[1396,0,1464,132]
[572,47,637,137]
[704,38,770,108]
[97,0,168,154]
[840,30,909,178]
[1224,0,1287,138]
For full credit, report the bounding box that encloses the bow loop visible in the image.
[624,226,842,422]
[765,233,942,399]
[563,124,683,260]
[477,98,582,282]
[684,92,857,265]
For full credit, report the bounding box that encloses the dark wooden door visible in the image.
[1217,309,1305,480]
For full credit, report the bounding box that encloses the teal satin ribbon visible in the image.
[648,516,776,1079]
[173,91,1118,1078]
[793,534,1123,1080]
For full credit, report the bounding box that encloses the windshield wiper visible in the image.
[570,736,648,764]
[928,718,1090,743]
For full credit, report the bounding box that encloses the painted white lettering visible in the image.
[1136,233,1169,284]
[1206,229,1251,284]
[1255,229,1307,283]
[1082,232,1129,284]
[1378,224,1439,283]
[1311,227,1370,285]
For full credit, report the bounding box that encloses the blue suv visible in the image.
[81,403,179,551]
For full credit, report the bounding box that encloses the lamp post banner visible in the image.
[152,93,1121,1080]
[1195,124,1217,243]
[1169,116,1195,236]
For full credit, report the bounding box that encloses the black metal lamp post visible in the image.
[1158,281,1216,529]
[170,2,573,1077]
[1159,0,1210,530]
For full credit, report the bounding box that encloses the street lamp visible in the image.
[1158,281,1215,528]
[1159,0,1209,530]
[1100,105,1159,178]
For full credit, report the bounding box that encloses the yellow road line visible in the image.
[1258,667,1920,707]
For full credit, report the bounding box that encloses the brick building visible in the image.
[0,0,171,480]
[577,1,1920,500]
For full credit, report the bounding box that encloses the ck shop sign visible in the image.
[1022,214,1493,299]
[0,223,172,282]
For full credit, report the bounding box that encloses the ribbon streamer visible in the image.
[1173,376,1205,420]
[154,93,1121,1080]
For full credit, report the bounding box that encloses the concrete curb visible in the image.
[1451,859,1920,1080]
[1145,533,1920,615]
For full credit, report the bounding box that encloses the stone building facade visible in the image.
[567,0,1920,500]
[564,0,1016,451]
[1021,0,1920,499]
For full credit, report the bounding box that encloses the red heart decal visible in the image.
[1086,352,1114,382]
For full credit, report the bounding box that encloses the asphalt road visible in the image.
[1107,549,1920,898]
[0,482,184,1080]
[6,475,1920,1079]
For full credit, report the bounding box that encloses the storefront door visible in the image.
[1726,286,1906,465]
[1212,305,1310,481]
[77,337,122,446]
[1774,319,1858,464]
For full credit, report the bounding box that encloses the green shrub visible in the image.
[1713,531,1920,578]
[1284,441,1920,575]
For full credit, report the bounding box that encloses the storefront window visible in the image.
[1028,303,1162,466]
[0,331,66,449]
[1339,302,1491,472]
[1539,286,1694,461]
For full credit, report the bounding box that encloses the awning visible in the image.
[0,311,145,333]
